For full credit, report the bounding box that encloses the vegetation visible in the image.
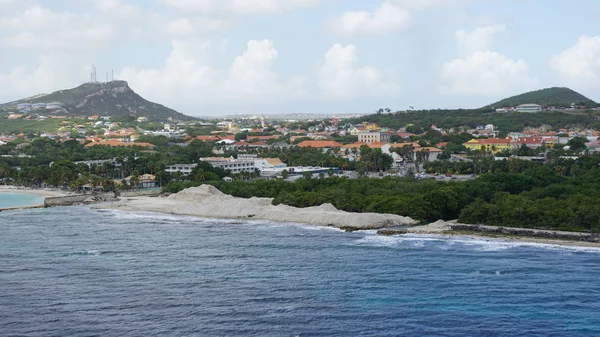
[0,119,64,134]
[4,81,193,121]
[349,110,600,131]
[486,87,597,109]
[161,154,600,233]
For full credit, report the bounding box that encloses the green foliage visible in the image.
[348,110,598,132]
[7,81,193,121]
[486,87,597,108]
[0,119,63,134]
[159,153,600,232]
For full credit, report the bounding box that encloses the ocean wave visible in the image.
[352,233,600,253]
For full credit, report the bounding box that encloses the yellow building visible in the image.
[463,138,515,153]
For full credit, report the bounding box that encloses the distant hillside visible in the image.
[3,81,194,121]
[486,87,597,109]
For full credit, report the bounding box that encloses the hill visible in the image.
[486,87,597,109]
[2,81,194,121]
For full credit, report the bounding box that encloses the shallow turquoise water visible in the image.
[0,192,44,208]
[1,206,600,336]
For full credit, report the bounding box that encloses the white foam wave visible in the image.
[352,233,600,253]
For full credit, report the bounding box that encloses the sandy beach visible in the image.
[0,186,69,198]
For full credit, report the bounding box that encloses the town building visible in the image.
[516,104,543,113]
[200,157,257,174]
[165,164,197,175]
[296,140,342,148]
[463,138,515,153]
[358,131,391,144]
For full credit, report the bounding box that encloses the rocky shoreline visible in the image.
[97,185,417,230]
[94,185,600,248]
[377,220,600,247]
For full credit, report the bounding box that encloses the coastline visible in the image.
[0,186,69,198]
[97,185,418,230]
[378,220,600,248]
[94,184,600,249]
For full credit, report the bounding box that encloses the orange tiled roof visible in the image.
[468,138,513,144]
[389,142,421,148]
[297,140,342,148]
[85,140,155,148]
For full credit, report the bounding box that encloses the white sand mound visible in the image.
[101,184,418,230]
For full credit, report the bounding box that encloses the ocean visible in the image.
[1,206,599,336]
[0,192,44,209]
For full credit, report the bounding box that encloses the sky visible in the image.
[1,0,600,116]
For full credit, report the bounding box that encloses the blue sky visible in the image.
[1,0,599,116]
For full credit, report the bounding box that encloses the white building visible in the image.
[254,158,288,177]
[165,163,197,175]
[68,158,122,168]
[200,157,257,174]
[516,104,543,113]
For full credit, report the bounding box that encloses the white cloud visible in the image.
[165,17,229,37]
[227,40,283,96]
[0,5,116,52]
[456,24,506,57]
[158,0,321,15]
[119,39,304,110]
[550,35,600,90]
[439,24,536,97]
[328,1,410,36]
[392,0,464,10]
[318,43,400,98]
[0,55,87,100]
[439,51,537,96]
[90,0,141,20]
[0,5,71,30]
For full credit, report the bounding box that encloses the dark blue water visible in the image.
[1,207,600,336]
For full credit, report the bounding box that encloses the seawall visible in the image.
[44,190,160,207]
[450,224,600,243]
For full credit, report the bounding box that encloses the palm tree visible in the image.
[194,169,206,183]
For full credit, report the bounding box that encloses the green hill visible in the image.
[486,87,597,109]
[3,81,194,121]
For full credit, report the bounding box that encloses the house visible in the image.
[514,137,545,149]
[358,131,391,144]
[349,127,366,136]
[463,138,515,152]
[296,140,342,148]
[136,117,149,122]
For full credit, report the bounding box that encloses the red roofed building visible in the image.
[297,140,342,148]
[514,137,544,149]
[85,140,155,148]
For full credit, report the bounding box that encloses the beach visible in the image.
[0,186,69,198]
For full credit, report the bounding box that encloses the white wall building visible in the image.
[165,164,197,175]
[516,104,543,113]
[200,157,257,174]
